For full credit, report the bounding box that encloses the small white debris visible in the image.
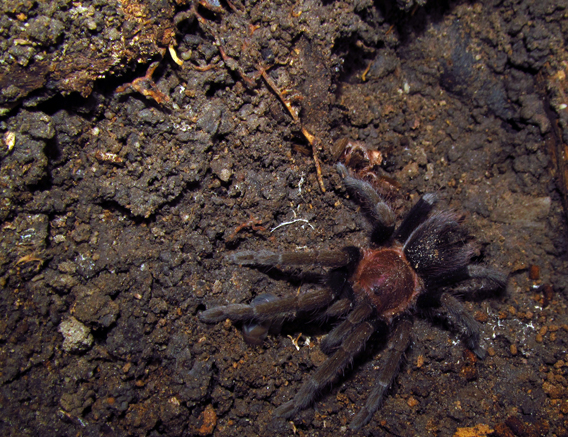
[218,168,232,182]
[270,219,314,233]
[4,131,15,152]
[59,317,93,352]
[288,334,302,351]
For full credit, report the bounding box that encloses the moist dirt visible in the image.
[1,0,568,436]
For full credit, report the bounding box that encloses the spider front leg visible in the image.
[337,163,396,243]
[394,193,437,242]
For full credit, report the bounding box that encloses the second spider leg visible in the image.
[198,287,335,323]
[320,301,373,354]
[274,318,376,419]
[350,318,413,430]
[451,265,509,295]
[427,264,508,292]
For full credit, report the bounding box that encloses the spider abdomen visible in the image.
[351,248,422,321]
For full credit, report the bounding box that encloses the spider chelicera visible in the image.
[199,163,507,430]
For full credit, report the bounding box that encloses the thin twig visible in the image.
[258,64,300,122]
[301,127,326,193]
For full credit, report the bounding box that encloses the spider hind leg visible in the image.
[349,318,413,430]
[320,302,373,354]
[440,293,485,358]
[273,311,375,420]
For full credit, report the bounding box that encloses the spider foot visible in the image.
[198,303,252,323]
[350,408,374,431]
[273,400,296,419]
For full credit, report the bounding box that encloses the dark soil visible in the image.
[1,0,568,436]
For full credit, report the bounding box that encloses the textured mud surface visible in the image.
[1,0,568,436]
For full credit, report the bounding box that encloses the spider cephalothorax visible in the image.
[199,164,507,430]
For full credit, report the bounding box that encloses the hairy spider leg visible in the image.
[394,193,437,243]
[437,266,508,357]
[273,313,376,419]
[242,294,280,345]
[425,265,508,299]
[320,301,374,354]
[319,298,353,319]
[337,163,395,243]
[440,294,485,358]
[422,261,507,293]
[229,249,352,268]
[198,287,335,323]
[350,318,413,430]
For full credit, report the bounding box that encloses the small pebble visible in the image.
[196,404,217,436]
[402,162,419,179]
[416,355,425,368]
[219,168,232,182]
[510,344,518,355]
[474,310,488,322]
[529,265,540,280]
[58,317,93,352]
[407,397,419,407]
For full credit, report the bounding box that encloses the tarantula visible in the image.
[199,164,507,430]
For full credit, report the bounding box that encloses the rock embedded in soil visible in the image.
[58,317,93,352]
